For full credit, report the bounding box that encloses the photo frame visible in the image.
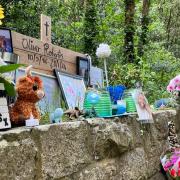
[0,28,13,53]
[55,70,86,110]
[76,56,90,86]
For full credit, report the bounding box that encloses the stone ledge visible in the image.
[0,110,177,180]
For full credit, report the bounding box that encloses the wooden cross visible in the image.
[41,14,51,43]
[12,14,86,75]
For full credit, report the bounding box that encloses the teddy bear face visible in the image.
[16,75,45,103]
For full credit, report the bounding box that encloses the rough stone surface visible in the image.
[0,110,178,180]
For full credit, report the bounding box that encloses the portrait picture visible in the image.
[76,56,90,87]
[0,28,13,53]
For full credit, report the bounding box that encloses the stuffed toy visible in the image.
[10,65,45,126]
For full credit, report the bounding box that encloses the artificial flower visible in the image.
[96,43,111,58]
[170,169,177,178]
[0,6,4,19]
[167,75,180,92]
[0,5,4,25]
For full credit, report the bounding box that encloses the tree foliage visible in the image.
[1,0,180,103]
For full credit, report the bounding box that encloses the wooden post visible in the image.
[41,14,51,43]
[12,14,86,75]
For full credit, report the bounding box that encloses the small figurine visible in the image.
[64,107,83,120]
[10,65,45,126]
[82,108,97,118]
[50,108,64,123]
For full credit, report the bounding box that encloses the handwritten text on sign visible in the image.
[12,32,85,75]
[22,38,66,70]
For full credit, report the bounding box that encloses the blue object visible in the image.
[154,98,169,108]
[116,104,126,115]
[50,108,64,123]
[107,85,126,104]
[86,92,100,105]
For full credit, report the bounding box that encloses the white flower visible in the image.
[96,43,111,58]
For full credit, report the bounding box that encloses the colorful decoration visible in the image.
[50,108,64,123]
[160,120,180,179]
[10,65,45,126]
[96,43,111,87]
[154,98,169,109]
[123,90,136,113]
[107,85,126,104]
[84,90,112,117]
[167,75,180,97]
[116,100,126,115]
[86,91,100,105]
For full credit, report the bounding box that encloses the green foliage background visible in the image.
[1,0,180,103]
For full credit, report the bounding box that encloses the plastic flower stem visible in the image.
[103,58,109,87]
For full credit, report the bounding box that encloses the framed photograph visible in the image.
[76,56,90,86]
[0,28,13,53]
[55,70,86,110]
[133,89,153,123]
[90,66,104,88]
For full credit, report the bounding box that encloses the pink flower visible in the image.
[167,84,175,92]
[176,86,180,91]
[164,161,174,171]
[167,75,180,92]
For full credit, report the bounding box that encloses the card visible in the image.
[0,98,7,106]
[0,112,11,129]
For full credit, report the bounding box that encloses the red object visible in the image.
[170,169,177,177]
[178,169,180,177]
[179,161,180,168]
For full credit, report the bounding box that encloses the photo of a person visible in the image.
[0,29,13,53]
[0,36,6,52]
[134,90,154,123]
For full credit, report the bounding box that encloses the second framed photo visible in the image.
[76,56,90,87]
[0,28,13,53]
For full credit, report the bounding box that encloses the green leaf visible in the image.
[0,64,24,74]
[0,77,16,96]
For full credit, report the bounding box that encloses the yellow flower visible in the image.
[0,20,2,25]
[0,6,4,20]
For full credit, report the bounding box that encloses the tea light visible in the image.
[25,114,39,127]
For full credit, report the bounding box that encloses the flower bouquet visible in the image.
[167,75,180,100]
[161,148,180,179]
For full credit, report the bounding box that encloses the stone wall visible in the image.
[0,110,179,180]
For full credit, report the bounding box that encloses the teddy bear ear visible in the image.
[25,65,33,77]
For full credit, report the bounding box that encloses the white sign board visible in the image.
[55,70,86,110]
[0,83,11,129]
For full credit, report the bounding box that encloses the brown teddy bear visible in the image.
[10,65,45,126]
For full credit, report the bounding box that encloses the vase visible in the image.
[84,90,112,117]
